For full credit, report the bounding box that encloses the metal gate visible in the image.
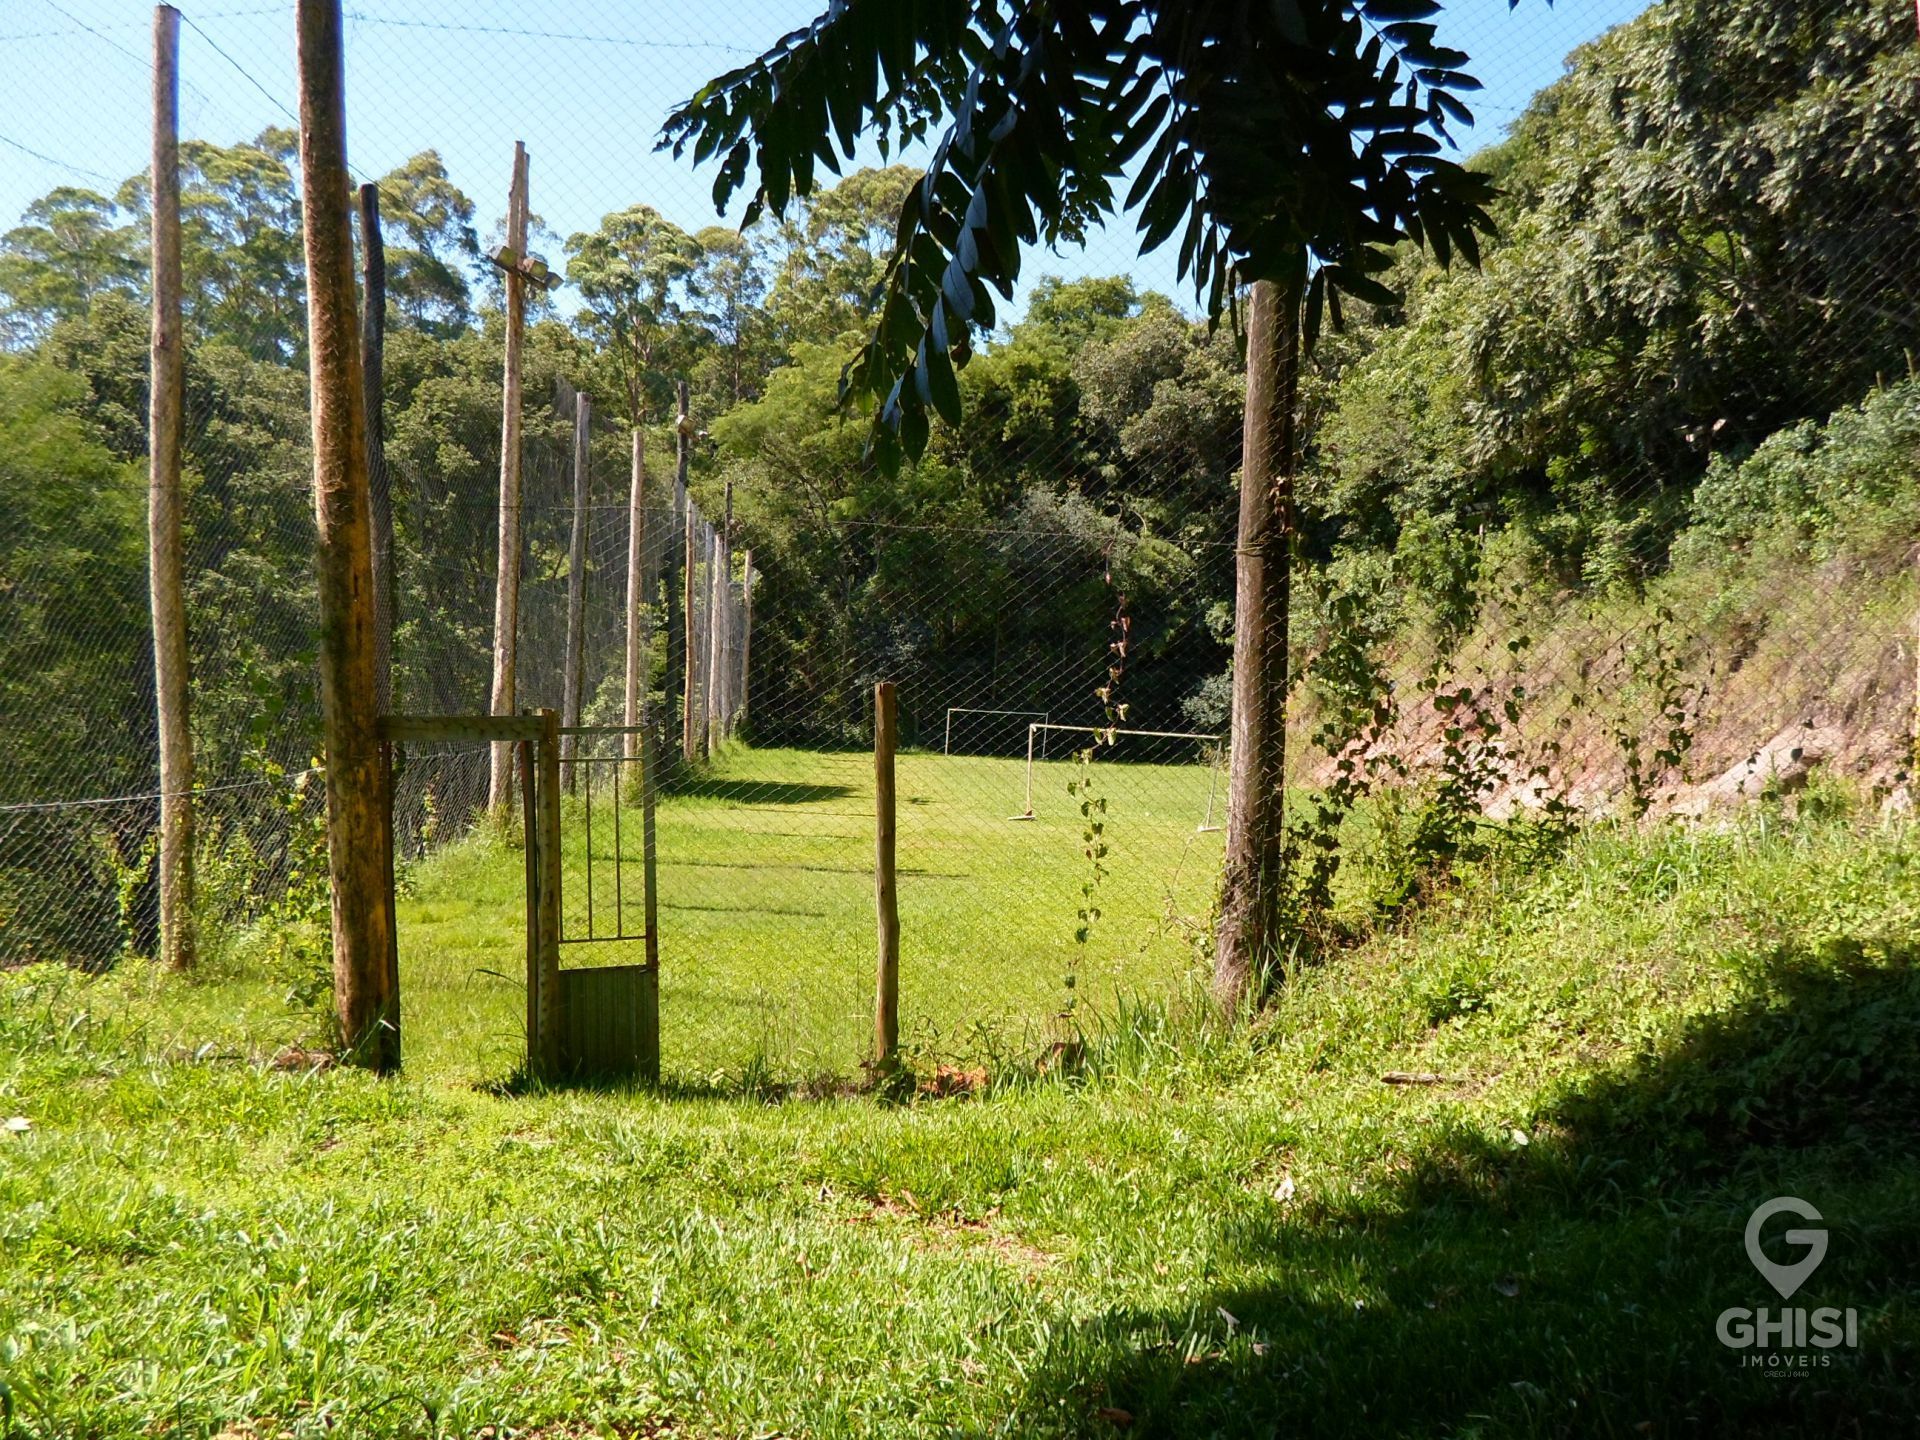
[381,710,660,1082]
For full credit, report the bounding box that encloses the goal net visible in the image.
[1010,724,1227,830]
[944,706,1051,755]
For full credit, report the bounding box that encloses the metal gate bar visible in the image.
[562,749,648,944]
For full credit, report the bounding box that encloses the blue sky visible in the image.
[0,0,1650,319]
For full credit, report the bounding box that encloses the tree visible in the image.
[0,359,151,965]
[765,165,921,346]
[565,205,700,427]
[374,151,480,335]
[664,0,1499,1005]
[1310,0,1920,593]
[0,188,141,347]
[686,223,776,412]
[116,129,307,363]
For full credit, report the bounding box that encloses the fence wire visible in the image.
[1,0,1917,1084]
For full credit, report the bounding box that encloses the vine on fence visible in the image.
[1287,560,1589,941]
[1610,605,1710,820]
[1062,572,1133,1045]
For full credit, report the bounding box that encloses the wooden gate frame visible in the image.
[379,709,660,1082]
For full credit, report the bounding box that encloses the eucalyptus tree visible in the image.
[0,188,141,347]
[566,205,701,429]
[688,223,777,412]
[373,151,482,335]
[664,0,1501,1003]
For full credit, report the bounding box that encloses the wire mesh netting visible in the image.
[2,0,1918,1085]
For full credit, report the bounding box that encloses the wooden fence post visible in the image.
[640,688,662,1085]
[297,0,398,1069]
[148,3,196,971]
[707,522,726,755]
[679,383,700,765]
[486,142,530,815]
[874,680,900,1071]
[624,427,648,779]
[561,391,591,789]
[739,549,754,730]
[528,707,562,1077]
[357,181,391,716]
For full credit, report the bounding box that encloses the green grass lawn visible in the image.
[397,744,1225,1085]
[3,798,1918,1436]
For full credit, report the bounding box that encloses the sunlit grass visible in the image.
[2,799,1916,1436]
[397,744,1226,1084]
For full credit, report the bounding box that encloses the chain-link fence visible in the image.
[2,0,1917,1085]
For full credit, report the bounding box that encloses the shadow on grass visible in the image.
[1013,942,1920,1437]
[666,776,854,806]
[659,899,830,917]
[660,856,970,879]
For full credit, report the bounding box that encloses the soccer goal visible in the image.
[944,706,1051,755]
[1008,723,1227,831]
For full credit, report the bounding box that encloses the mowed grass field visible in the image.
[398,745,1225,1083]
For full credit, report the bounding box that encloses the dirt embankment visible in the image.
[1294,546,1918,821]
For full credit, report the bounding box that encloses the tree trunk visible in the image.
[1213,278,1298,1009]
[297,0,399,1070]
[624,427,648,771]
[561,391,591,789]
[486,142,530,815]
[357,182,391,716]
[148,3,195,972]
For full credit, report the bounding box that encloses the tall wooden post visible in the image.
[486,141,530,815]
[297,0,399,1070]
[1214,279,1298,1009]
[664,387,687,769]
[561,391,591,790]
[623,428,648,775]
[706,503,728,755]
[357,182,391,715]
[148,4,195,971]
[678,382,700,765]
[873,680,900,1070]
[739,549,754,731]
[356,184,398,1035]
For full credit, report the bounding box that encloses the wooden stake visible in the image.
[639,521,661,1006]
[486,142,530,814]
[873,680,900,1070]
[148,4,195,972]
[297,0,398,1070]
[357,181,391,716]
[623,427,648,775]
[720,481,735,740]
[561,391,591,789]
